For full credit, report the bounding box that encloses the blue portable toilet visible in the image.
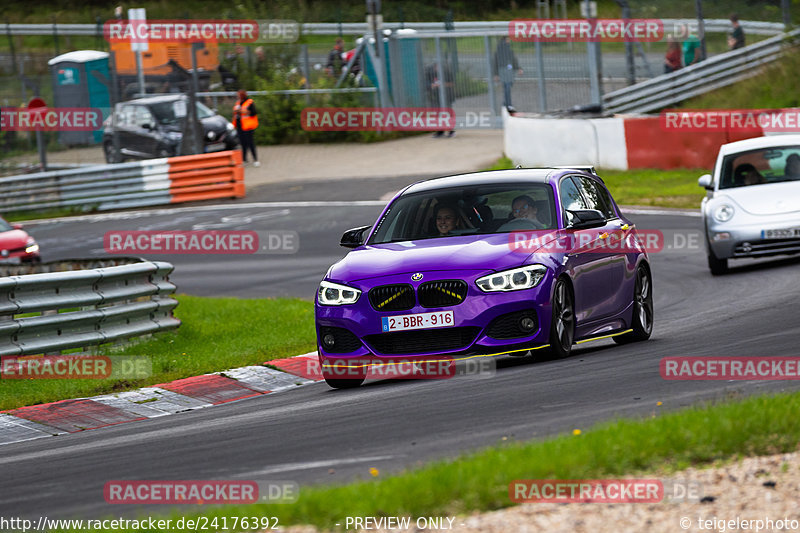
[48,50,111,146]
[362,29,426,107]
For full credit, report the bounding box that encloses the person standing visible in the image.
[664,37,682,73]
[681,25,702,67]
[728,14,746,50]
[492,36,523,109]
[425,61,456,138]
[232,89,259,167]
[326,38,345,76]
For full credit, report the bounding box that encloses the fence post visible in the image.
[52,18,60,57]
[535,40,547,112]
[483,35,498,127]
[434,36,446,111]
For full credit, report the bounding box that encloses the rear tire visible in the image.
[614,264,654,344]
[544,278,574,359]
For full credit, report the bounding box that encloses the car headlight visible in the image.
[165,131,183,142]
[318,281,361,305]
[25,238,39,254]
[713,204,735,223]
[476,264,547,292]
[226,122,234,131]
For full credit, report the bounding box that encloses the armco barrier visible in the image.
[0,260,180,356]
[504,110,763,170]
[0,150,244,213]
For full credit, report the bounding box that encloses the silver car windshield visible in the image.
[720,146,800,189]
[368,183,557,244]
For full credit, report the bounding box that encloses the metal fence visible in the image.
[0,259,179,356]
[602,28,800,115]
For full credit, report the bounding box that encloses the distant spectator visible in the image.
[663,38,682,73]
[681,25,703,66]
[425,61,456,138]
[728,14,746,50]
[254,46,268,76]
[232,89,259,167]
[326,38,345,76]
[492,36,523,109]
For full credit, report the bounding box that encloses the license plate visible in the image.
[206,142,226,152]
[762,228,800,239]
[381,310,454,332]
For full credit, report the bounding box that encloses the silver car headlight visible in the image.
[713,204,735,223]
[165,131,183,142]
[476,264,547,292]
[226,122,234,131]
[318,281,361,305]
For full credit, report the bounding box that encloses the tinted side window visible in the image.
[559,177,588,227]
[578,177,616,219]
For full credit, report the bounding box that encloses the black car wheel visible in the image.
[545,278,574,359]
[707,244,728,275]
[614,264,654,344]
[103,142,120,164]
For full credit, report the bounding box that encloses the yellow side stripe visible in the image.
[321,329,633,369]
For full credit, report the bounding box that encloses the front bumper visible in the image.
[706,221,800,260]
[314,270,554,362]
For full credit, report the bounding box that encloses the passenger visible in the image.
[785,154,800,179]
[433,204,461,236]
[511,195,545,228]
[733,163,764,186]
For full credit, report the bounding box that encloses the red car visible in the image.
[0,217,40,263]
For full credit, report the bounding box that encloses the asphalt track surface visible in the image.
[3,178,800,521]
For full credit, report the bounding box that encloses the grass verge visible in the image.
[0,294,316,411]
[50,390,800,532]
[488,156,706,209]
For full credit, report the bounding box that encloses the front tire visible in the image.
[544,278,575,359]
[323,377,365,389]
[103,142,120,164]
[707,246,728,275]
[614,264,654,344]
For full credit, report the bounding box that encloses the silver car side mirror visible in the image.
[698,174,713,190]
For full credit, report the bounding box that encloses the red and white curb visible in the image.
[0,352,321,446]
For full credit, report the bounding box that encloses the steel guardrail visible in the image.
[602,28,800,115]
[0,150,244,213]
[0,259,180,356]
[2,19,788,37]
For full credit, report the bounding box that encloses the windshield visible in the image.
[0,218,12,232]
[720,146,800,189]
[368,183,557,245]
[149,100,216,124]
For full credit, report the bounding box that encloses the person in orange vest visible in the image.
[233,89,259,166]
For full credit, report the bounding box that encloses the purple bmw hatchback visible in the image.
[315,168,653,388]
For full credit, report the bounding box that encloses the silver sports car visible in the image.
[699,135,800,275]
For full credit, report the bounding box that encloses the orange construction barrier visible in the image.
[166,150,245,203]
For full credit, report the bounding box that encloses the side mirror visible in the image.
[12,223,23,230]
[567,209,606,230]
[340,225,371,248]
[698,174,713,190]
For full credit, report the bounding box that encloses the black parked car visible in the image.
[102,95,239,163]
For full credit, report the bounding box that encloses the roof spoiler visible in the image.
[552,165,598,175]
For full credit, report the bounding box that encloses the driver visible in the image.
[511,195,545,229]
[433,204,461,236]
